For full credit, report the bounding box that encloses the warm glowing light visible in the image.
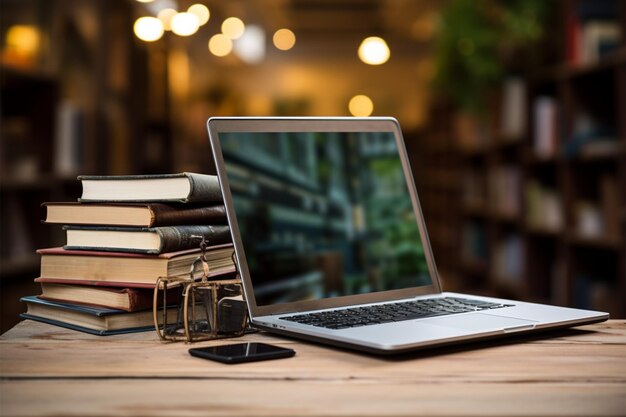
[221,17,245,39]
[358,37,390,65]
[273,28,296,51]
[157,8,177,31]
[133,17,164,42]
[234,25,265,64]
[209,33,233,57]
[136,0,154,3]
[349,95,374,117]
[411,12,438,41]
[6,25,40,55]
[188,4,210,26]
[171,12,200,37]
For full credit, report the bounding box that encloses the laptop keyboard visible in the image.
[279,297,515,330]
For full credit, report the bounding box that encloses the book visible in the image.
[533,97,559,157]
[54,101,84,176]
[580,21,621,64]
[37,245,235,288]
[63,225,231,254]
[500,77,526,140]
[78,172,222,203]
[42,202,227,227]
[20,295,179,335]
[37,282,179,312]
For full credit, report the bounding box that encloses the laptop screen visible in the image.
[219,130,432,307]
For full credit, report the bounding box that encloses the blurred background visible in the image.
[1,0,624,332]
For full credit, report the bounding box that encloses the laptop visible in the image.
[207,116,608,354]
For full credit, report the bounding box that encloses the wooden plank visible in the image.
[1,380,624,417]
[0,320,624,417]
[1,321,625,380]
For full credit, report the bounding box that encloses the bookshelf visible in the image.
[421,0,626,317]
[0,0,168,332]
[405,100,463,292]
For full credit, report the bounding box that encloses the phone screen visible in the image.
[189,342,295,364]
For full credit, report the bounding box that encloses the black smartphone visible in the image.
[189,342,295,364]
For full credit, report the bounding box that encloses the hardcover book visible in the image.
[20,296,180,335]
[42,202,227,227]
[37,282,180,312]
[63,225,231,254]
[36,245,235,288]
[78,172,221,203]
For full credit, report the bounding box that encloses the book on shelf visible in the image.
[78,172,221,203]
[567,0,622,65]
[36,245,235,288]
[41,202,227,227]
[578,139,621,158]
[20,295,179,336]
[491,234,524,289]
[488,166,521,218]
[533,97,559,158]
[499,77,526,140]
[525,181,564,232]
[37,282,180,312]
[63,224,231,254]
[54,101,84,177]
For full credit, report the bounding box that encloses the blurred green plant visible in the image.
[434,0,552,113]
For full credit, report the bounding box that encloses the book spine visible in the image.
[149,204,227,226]
[184,173,222,203]
[155,225,231,254]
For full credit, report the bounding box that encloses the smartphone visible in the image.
[189,342,295,364]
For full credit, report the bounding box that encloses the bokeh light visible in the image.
[358,37,390,65]
[187,4,210,26]
[273,28,296,51]
[133,17,164,42]
[157,8,177,31]
[171,12,200,37]
[349,95,374,116]
[209,33,233,57]
[222,17,245,39]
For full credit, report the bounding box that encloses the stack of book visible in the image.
[21,172,236,335]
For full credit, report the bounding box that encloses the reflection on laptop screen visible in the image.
[220,131,432,306]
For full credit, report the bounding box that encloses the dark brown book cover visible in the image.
[42,202,227,227]
[63,224,231,254]
[37,285,181,312]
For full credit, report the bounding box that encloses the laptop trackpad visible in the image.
[426,313,537,332]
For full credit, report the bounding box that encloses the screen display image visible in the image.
[220,131,432,306]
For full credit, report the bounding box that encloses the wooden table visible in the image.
[1,320,625,417]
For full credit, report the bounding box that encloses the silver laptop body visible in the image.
[207,117,608,354]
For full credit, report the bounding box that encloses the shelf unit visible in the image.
[0,0,168,332]
[424,0,626,316]
[405,99,463,292]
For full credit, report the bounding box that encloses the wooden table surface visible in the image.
[0,319,625,417]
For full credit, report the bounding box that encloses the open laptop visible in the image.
[207,116,608,354]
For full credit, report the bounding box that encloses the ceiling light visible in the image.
[188,4,210,26]
[234,25,265,64]
[222,17,245,39]
[157,8,177,31]
[348,94,374,117]
[273,28,296,51]
[6,25,40,55]
[133,17,164,42]
[209,34,233,57]
[171,12,200,37]
[358,37,390,65]
[349,95,374,117]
